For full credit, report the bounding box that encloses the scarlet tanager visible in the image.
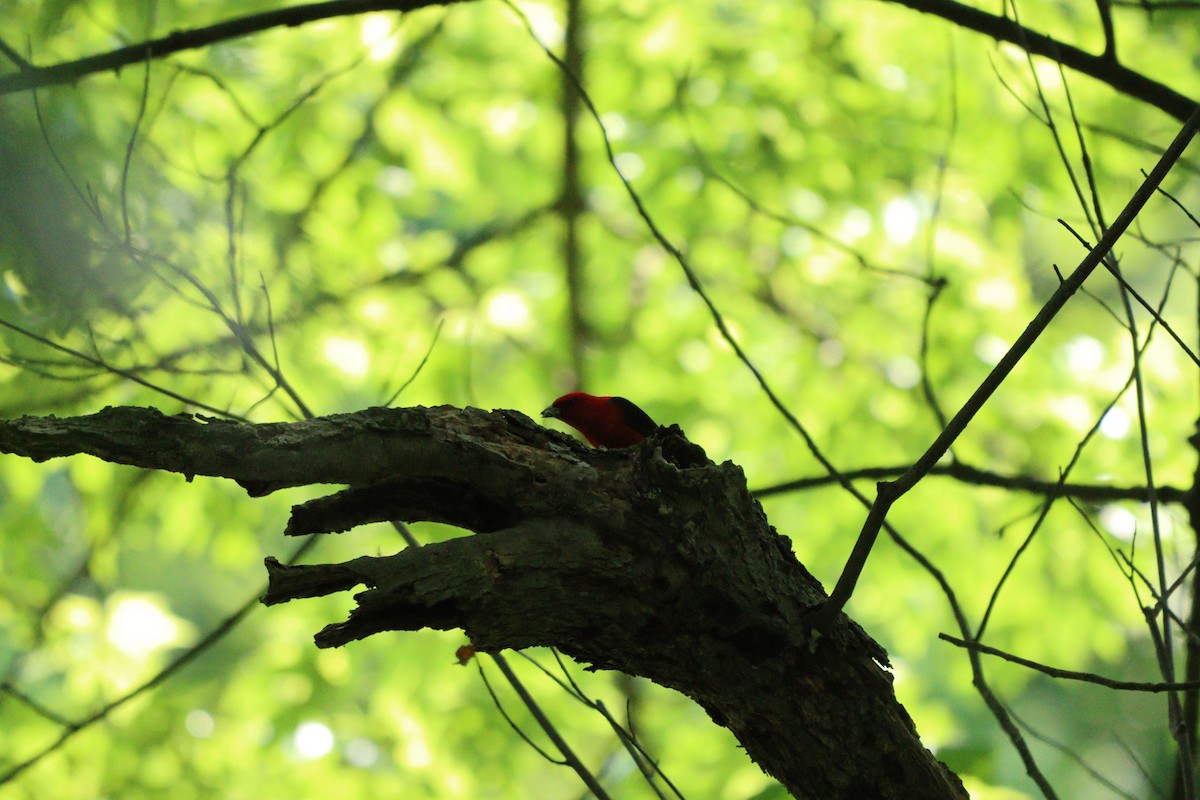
[541,392,657,448]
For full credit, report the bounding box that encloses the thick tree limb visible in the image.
[0,405,966,799]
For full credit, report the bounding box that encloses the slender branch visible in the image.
[0,536,320,786]
[752,461,1191,506]
[1058,220,1200,367]
[0,0,468,96]
[0,317,246,421]
[882,0,1194,122]
[0,36,31,70]
[816,103,1200,625]
[941,634,1200,692]
[885,526,1059,797]
[559,0,588,385]
[1006,704,1145,800]
[490,654,615,800]
[475,660,567,765]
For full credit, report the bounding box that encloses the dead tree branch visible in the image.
[0,404,966,800]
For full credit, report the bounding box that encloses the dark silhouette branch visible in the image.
[753,461,1191,506]
[882,0,1194,122]
[0,404,967,799]
[0,0,467,96]
[816,103,1200,627]
[941,634,1200,692]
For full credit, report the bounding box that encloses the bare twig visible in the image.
[817,103,1200,625]
[0,535,321,786]
[752,461,1190,505]
[490,653,614,800]
[940,634,1200,692]
[0,0,468,96]
[880,0,1194,122]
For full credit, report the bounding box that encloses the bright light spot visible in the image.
[1159,510,1177,541]
[4,272,27,300]
[787,189,826,221]
[599,112,628,140]
[972,277,1018,310]
[404,737,432,768]
[689,77,719,106]
[361,299,390,322]
[1063,335,1104,372]
[633,245,666,277]
[998,42,1030,64]
[1100,505,1136,541]
[1047,394,1093,431]
[517,2,563,47]
[614,152,644,180]
[883,197,920,245]
[378,240,409,272]
[64,599,97,629]
[360,14,398,61]
[185,710,215,739]
[345,737,381,768]
[816,338,844,366]
[678,340,712,373]
[934,228,985,268]
[974,334,1008,365]
[1100,407,1130,439]
[709,319,742,350]
[445,310,471,339]
[485,103,535,137]
[641,15,678,53]
[107,595,189,659]
[805,251,839,283]
[781,227,810,258]
[294,721,335,759]
[378,166,415,197]
[750,50,778,75]
[885,357,920,389]
[415,132,461,182]
[838,208,872,241]
[888,657,909,687]
[879,64,908,91]
[485,291,531,330]
[323,336,371,378]
[391,706,432,768]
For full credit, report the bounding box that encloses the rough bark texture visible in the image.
[0,405,966,799]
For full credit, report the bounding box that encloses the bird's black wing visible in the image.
[611,396,658,436]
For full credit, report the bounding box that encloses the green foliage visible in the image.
[1,0,1199,797]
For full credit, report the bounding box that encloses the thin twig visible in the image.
[475,660,566,765]
[752,461,1190,505]
[490,653,614,800]
[816,103,1200,625]
[0,317,246,421]
[0,0,468,96]
[940,634,1200,692]
[384,319,443,407]
[0,535,321,786]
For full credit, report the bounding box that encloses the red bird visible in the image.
[541,392,658,448]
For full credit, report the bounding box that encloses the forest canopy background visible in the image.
[2,0,1200,798]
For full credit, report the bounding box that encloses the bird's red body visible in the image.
[541,392,657,448]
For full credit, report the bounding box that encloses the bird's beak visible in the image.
[541,406,560,419]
